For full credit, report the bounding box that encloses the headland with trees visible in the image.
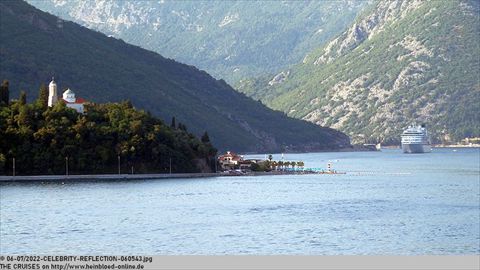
[0,80,217,176]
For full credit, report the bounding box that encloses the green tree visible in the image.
[297,161,305,170]
[19,91,27,105]
[170,116,176,129]
[37,83,48,108]
[250,162,260,171]
[0,91,217,175]
[278,161,284,170]
[0,80,9,105]
[178,123,187,131]
[201,131,210,143]
[0,153,5,174]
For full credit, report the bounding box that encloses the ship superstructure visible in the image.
[401,124,431,153]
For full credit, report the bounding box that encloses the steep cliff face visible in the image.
[311,0,425,65]
[26,0,366,83]
[239,0,480,144]
[1,0,351,152]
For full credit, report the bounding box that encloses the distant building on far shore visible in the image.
[218,151,243,170]
[217,151,262,171]
[48,77,87,113]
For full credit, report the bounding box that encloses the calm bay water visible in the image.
[1,148,479,254]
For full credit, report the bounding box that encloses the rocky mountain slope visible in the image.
[26,0,366,83]
[238,0,480,144]
[0,0,350,152]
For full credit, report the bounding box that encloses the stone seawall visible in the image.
[0,173,220,182]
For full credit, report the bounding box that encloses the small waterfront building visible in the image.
[218,151,243,170]
[47,77,87,113]
[238,160,254,171]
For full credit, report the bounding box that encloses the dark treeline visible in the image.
[0,80,217,175]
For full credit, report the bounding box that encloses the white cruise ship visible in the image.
[401,124,431,153]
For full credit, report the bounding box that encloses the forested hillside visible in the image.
[239,0,480,144]
[0,81,217,175]
[26,0,366,83]
[0,0,350,152]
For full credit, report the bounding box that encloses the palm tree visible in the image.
[297,161,305,170]
[291,161,297,170]
[278,161,284,171]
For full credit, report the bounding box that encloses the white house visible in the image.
[217,151,243,170]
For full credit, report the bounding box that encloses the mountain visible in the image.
[238,0,480,144]
[0,0,350,153]
[25,0,367,84]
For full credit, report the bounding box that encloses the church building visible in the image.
[48,77,87,113]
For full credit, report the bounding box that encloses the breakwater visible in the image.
[0,173,219,182]
[0,170,345,183]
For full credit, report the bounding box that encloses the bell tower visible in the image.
[48,77,58,107]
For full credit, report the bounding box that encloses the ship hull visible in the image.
[402,143,431,153]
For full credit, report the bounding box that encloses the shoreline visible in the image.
[0,170,340,183]
[240,145,379,155]
[0,173,219,183]
[432,144,480,148]
[373,145,480,149]
[381,145,480,149]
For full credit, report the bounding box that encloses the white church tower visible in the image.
[48,77,58,107]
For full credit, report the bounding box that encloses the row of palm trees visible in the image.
[265,160,305,171]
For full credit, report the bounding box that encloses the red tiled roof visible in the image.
[62,97,87,104]
[218,151,243,161]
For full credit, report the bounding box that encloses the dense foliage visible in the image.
[239,0,480,144]
[0,0,350,152]
[0,86,217,175]
[27,0,366,84]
